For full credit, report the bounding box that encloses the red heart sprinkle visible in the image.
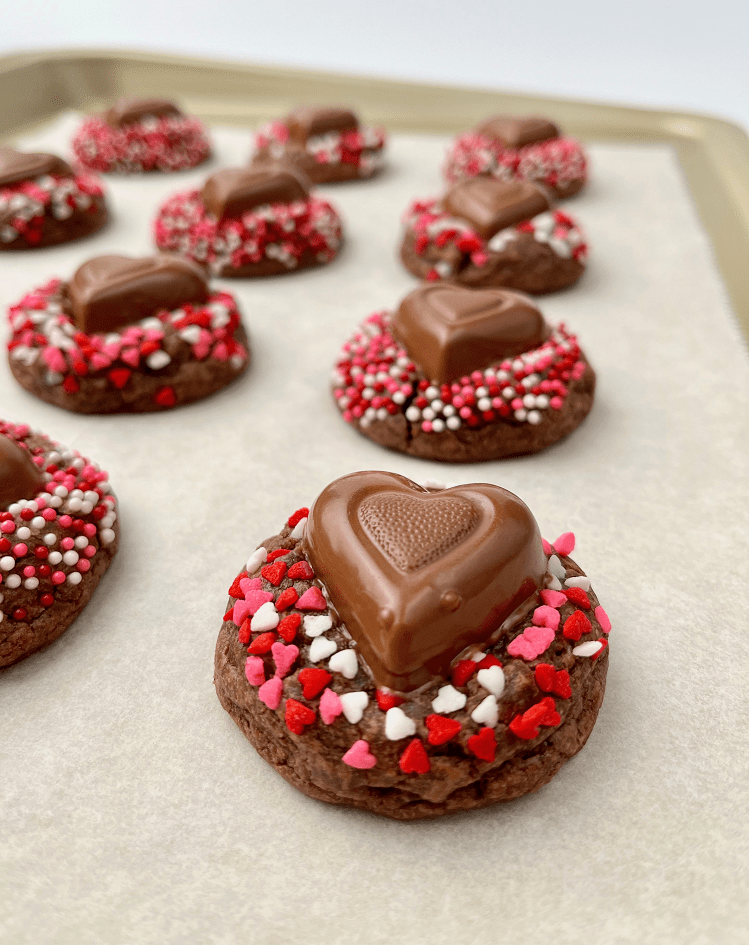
[223,608,234,623]
[592,638,609,660]
[476,654,502,670]
[62,376,80,394]
[285,699,316,735]
[237,619,252,644]
[425,714,462,746]
[228,571,248,599]
[399,738,431,774]
[564,587,591,609]
[288,560,314,580]
[154,386,176,408]
[261,561,287,586]
[108,367,131,389]
[274,587,299,611]
[287,508,309,528]
[563,610,592,641]
[248,631,276,654]
[510,697,561,740]
[266,549,291,561]
[451,660,477,687]
[298,667,332,699]
[277,613,301,643]
[375,690,405,711]
[534,663,572,699]
[467,727,496,762]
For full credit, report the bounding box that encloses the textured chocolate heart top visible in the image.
[0,148,72,188]
[392,284,550,383]
[304,471,546,691]
[67,254,210,334]
[202,165,310,220]
[442,176,551,239]
[474,115,559,149]
[286,105,359,142]
[0,435,44,510]
[105,97,183,127]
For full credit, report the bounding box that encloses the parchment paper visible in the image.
[1,114,747,945]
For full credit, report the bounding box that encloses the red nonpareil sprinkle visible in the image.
[228,571,248,599]
[248,631,277,654]
[563,609,592,641]
[39,593,54,607]
[476,654,502,670]
[266,548,291,562]
[12,608,27,621]
[451,659,477,687]
[261,561,287,586]
[534,663,572,699]
[375,690,405,711]
[425,714,462,746]
[296,586,327,611]
[298,667,332,699]
[154,386,176,408]
[564,587,591,609]
[288,560,314,580]
[287,508,309,528]
[277,613,301,643]
[285,699,316,735]
[399,739,431,774]
[467,727,496,762]
[274,587,299,611]
[238,619,252,644]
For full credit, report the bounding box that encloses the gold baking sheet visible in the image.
[1,48,748,339]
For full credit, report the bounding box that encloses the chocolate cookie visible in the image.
[0,148,107,250]
[331,285,595,462]
[400,177,586,293]
[252,105,386,183]
[7,254,249,413]
[444,114,588,198]
[71,97,212,174]
[214,472,611,820]
[0,420,119,667]
[154,164,343,277]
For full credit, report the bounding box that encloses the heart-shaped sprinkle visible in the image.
[237,619,251,644]
[553,532,575,556]
[509,696,560,740]
[277,613,301,642]
[398,739,430,774]
[304,614,333,638]
[475,654,502,670]
[534,663,572,698]
[271,641,299,678]
[250,600,279,633]
[564,587,591,609]
[261,561,287,586]
[592,638,608,660]
[532,605,560,631]
[507,626,555,660]
[572,640,604,658]
[108,368,131,390]
[285,698,316,734]
[296,586,327,611]
[563,610,591,641]
[121,348,141,368]
[233,589,273,624]
[288,507,309,528]
[385,706,416,741]
[375,690,405,711]
[467,727,496,762]
[477,664,505,698]
[542,538,553,555]
[547,555,566,581]
[425,714,462,745]
[288,560,314,580]
[319,688,343,724]
[339,691,369,723]
[228,571,248,599]
[248,631,276,654]
[266,548,291,562]
[240,577,263,592]
[451,659,478,687]
[244,655,265,686]
[329,649,358,679]
[274,587,298,611]
[471,694,499,727]
[246,547,267,572]
[309,636,337,662]
[595,606,611,633]
[258,675,283,710]
[290,517,307,539]
[298,667,331,699]
[431,684,467,714]
[342,739,377,769]
[547,575,563,591]
[565,576,591,591]
[540,589,567,608]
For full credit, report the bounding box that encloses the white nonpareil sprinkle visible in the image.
[328,649,358,679]
[309,635,337,662]
[431,684,467,714]
[385,706,416,741]
[339,691,369,724]
[572,641,604,658]
[471,694,499,728]
[304,614,332,638]
[100,528,116,545]
[477,665,505,698]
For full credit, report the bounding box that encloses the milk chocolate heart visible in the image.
[474,115,559,149]
[392,284,550,383]
[105,97,183,127]
[304,471,546,691]
[0,435,44,509]
[202,165,310,220]
[442,177,551,239]
[286,105,359,142]
[67,254,210,334]
[0,148,72,188]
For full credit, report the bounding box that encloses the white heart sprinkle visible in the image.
[146,350,171,370]
[246,547,267,573]
[471,695,498,727]
[290,517,307,539]
[548,555,566,580]
[565,576,591,590]
[329,649,358,679]
[385,706,416,741]
[431,684,467,714]
[178,324,202,344]
[573,641,604,658]
[309,636,337,662]
[339,691,368,724]
[250,601,279,633]
[547,575,563,591]
[477,665,505,698]
[304,614,332,638]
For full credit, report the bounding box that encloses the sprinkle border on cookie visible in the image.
[0,172,106,249]
[254,120,386,180]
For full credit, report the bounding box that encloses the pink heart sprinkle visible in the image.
[532,605,561,631]
[89,353,112,370]
[258,675,283,709]
[120,347,140,367]
[542,538,553,556]
[43,347,66,372]
[103,342,122,359]
[271,642,299,678]
[296,587,327,611]
[540,589,567,609]
[245,655,265,686]
[212,341,229,362]
[319,688,342,725]
[232,589,274,626]
[342,739,377,770]
[595,605,611,633]
[239,577,262,595]
[507,626,555,660]
[553,532,575,556]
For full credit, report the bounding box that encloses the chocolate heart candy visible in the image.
[392,284,550,383]
[474,115,559,149]
[442,176,551,239]
[304,471,546,691]
[0,435,44,510]
[202,165,310,220]
[286,105,359,142]
[67,254,210,334]
[0,148,72,188]
[105,97,183,127]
